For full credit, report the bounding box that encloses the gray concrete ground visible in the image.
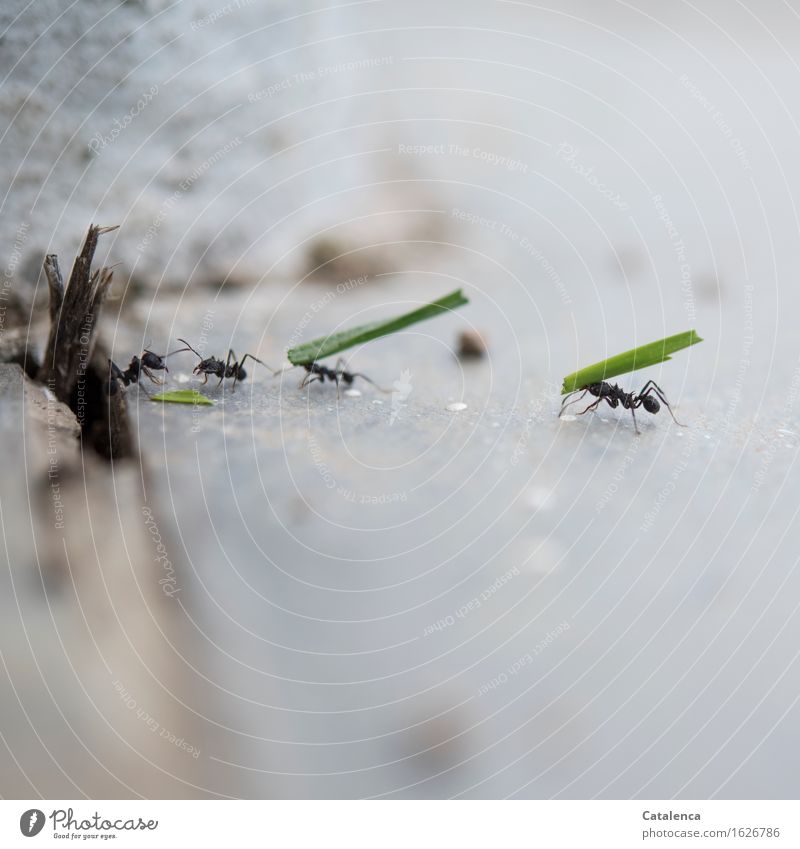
[114,272,799,798]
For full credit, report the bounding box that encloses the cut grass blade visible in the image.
[287,289,469,366]
[150,389,214,405]
[561,330,703,394]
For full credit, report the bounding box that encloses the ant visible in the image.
[105,345,190,396]
[299,358,386,395]
[177,338,270,390]
[558,380,684,434]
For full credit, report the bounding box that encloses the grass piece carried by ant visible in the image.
[286,289,469,366]
[561,330,702,395]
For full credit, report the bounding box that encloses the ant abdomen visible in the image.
[140,351,166,370]
[642,395,660,413]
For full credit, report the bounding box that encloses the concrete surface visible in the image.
[114,270,800,798]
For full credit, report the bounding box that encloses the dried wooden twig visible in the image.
[37,224,119,402]
[42,253,65,325]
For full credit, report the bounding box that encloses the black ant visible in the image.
[177,338,270,390]
[558,380,684,434]
[105,346,190,396]
[299,358,386,395]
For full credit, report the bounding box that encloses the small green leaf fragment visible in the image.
[150,389,214,405]
[287,289,469,366]
[561,330,703,394]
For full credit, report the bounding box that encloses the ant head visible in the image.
[588,383,603,397]
[193,357,217,374]
[642,395,660,414]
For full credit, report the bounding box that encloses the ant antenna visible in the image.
[558,388,590,417]
[164,344,195,358]
[176,338,203,358]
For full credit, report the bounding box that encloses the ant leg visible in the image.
[235,352,273,391]
[640,382,686,426]
[335,356,388,393]
[630,406,641,435]
[230,350,244,392]
[333,359,348,397]
[348,371,390,393]
[576,397,604,416]
[240,353,272,370]
[142,366,164,386]
[271,363,293,378]
[219,349,235,388]
[559,389,589,417]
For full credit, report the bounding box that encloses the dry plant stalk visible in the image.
[37,224,118,403]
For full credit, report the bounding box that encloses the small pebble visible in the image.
[457,329,488,359]
[344,389,361,397]
[560,414,577,422]
[447,402,468,412]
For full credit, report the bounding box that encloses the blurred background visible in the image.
[1,0,799,799]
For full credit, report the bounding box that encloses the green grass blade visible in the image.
[287,289,469,366]
[561,330,703,394]
[150,389,214,405]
